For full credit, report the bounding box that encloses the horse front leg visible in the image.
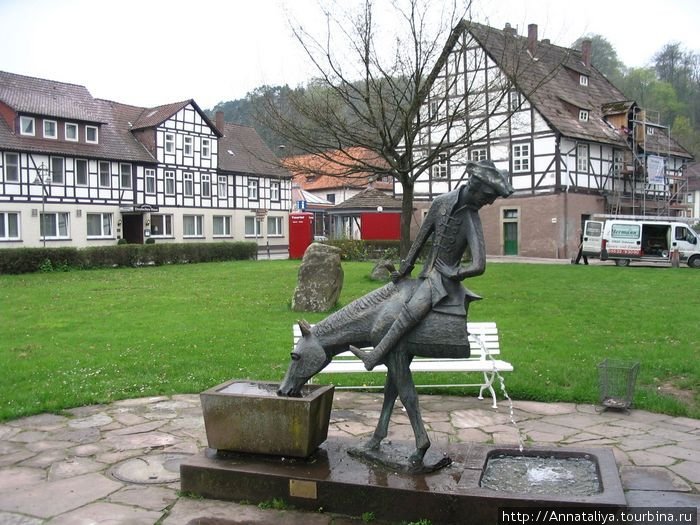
[389,351,430,466]
[366,369,399,450]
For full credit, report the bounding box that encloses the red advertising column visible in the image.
[288,212,314,259]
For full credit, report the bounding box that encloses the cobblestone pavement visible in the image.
[0,392,698,524]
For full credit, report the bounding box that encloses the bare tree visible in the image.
[259,0,559,256]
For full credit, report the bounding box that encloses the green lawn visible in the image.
[1,260,698,421]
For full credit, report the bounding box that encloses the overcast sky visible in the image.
[1,0,699,110]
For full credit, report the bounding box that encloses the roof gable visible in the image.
[465,22,629,146]
[131,99,222,137]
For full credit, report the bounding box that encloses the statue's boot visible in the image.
[349,305,420,371]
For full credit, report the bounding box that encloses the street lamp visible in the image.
[33,163,51,248]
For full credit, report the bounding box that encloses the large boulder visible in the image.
[291,243,344,312]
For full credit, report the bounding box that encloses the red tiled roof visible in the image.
[283,147,393,191]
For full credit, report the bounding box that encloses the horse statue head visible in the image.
[277,319,330,397]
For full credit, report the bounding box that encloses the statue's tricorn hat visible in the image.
[466,160,514,198]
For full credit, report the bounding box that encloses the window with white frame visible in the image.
[512,143,531,173]
[99,161,110,187]
[470,148,488,161]
[65,123,78,141]
[164,133,175,154]
[120,163,132,189]
[578,109,589,122]
[75,159,88,186]
[217,175,227,198]
[164,170,175,195]
[51,157,64,184]
[577,144,589,173]
[86,212,112,238]
[432,154,448,179]
[40,212,69,239]
[202,174,211,197]
[202,138,211,158]
[183,136,193,156]
[4,153,19,182]
[183,215,203,237]
[150,214,172,236]
[85,126,98,144]
[0,212,20,240]
[508,90,521,111]
[43,120,57,139]
[267,216,283,236]
[184,172,194,196]
[245,216,261,236]
[145,169,156,194]
[579,74,589,86]
[270,180,280,202]
[248,178,259,200]
[647,126,655,136]
[20,116,35,136]
[213,215,231,237]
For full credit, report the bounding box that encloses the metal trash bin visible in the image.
[597,359,640,410]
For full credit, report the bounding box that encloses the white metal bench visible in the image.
[292,321,513,408]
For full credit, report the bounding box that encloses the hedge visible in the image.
[0,242,258,274]
[322,239,400,261]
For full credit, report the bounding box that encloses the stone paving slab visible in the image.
[0,392,697,523]
[0,472,122,518]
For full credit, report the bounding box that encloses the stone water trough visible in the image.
[199,379,334,458]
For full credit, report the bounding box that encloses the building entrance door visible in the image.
[122,214,143,244]
[504,222,518,255]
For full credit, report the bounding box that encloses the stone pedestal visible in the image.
[181,439,625,524]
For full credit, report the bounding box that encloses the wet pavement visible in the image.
[0,391,698,524]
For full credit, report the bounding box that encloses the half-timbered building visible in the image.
[407,22,694,259]
[0,71,291,255]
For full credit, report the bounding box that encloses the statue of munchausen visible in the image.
[279,159,514,471]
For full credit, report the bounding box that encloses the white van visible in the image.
[582,218,700,268]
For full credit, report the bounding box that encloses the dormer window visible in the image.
[85,125,98,144]
[579,109,589,122]
[65,123,78,142]
[647,126,655,136]
[579,74,589,86]
[43,120,57,139]
[19,116,35,136]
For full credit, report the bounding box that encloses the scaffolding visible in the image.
[606,107,691,217]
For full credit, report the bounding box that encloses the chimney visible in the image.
[215,111,225,134]
[582,39,592,68]
[503,23,516,36]
[527,23,538,55]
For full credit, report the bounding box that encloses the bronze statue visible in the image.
[278,160,513,471]
[350,160,514,370]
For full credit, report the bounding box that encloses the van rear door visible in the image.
[582,220,603,256]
